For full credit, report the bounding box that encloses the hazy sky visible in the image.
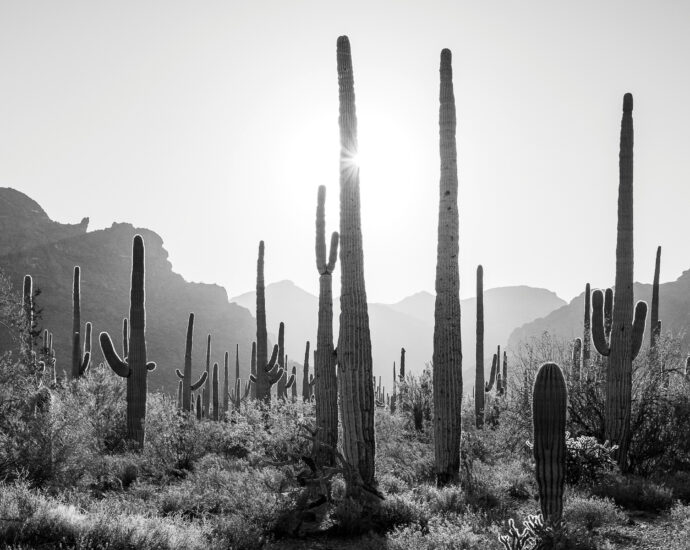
[1,1,688,304]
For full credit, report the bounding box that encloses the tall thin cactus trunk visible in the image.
[582,283,591,377]
[175,313,208,412]
[433,48,462,486]
[336,36,376,494]
[475,265,485,428]
[651,246,661,349]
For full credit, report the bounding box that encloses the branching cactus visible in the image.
[592,94,648,470]
[583,283,591,374]
[475,265,485,428]
[99,235,157,448]
[72,322,92,377]
[175,313,208,412]
[533,362,567,525]
[651,246,661,349]
[485,353,498,392]
[71,267,91,377]
[230,377,251,411]
[433,48,462,486]
[277,322,287,398]
[315,184,339,466]
[255,241,285,401]
[291,366,298,401]
[301,341,311,402]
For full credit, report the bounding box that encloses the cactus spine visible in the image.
[99,235,156,448]
[336,36,376,493]
[582,283,591,375]
[651,246,661,349]
[175,313,208,412]
[433,48,462,486]
[254,241,284,401]
[591,94,648,470]
[314,184,339,466]
[533,362,567,524]
[475,265,485,428]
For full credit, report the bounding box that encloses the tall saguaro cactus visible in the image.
[175,313,208,412]
[250,342,257,399]
[336,36,376,493]
[22,274,33,357]
[582,283,591,376]
[277,322,286,398]
[302,341,311,402]
[203,334,212,418]
[99,235,156,448]
[314,184,339,465]
[651,246,661,349]
[533,362,567,524]
[255,241,284,401]
[475,265,485,428]
[71,267,91,377]
[433,48,462,486]
[591,94,648,470]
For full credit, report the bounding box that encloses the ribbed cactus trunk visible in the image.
[582,283,591,377]
[600,94,647,470]
[302,341,311,402]
[502,351,508,394]
[203,334,211,418]
[175,313,208,412]
[433,48,462,486]
[223,351,229,415]
[336,36,376,493]
[71,266,81,378]
[651,246,661,349]
[400,348,406,380]
[211,362,219,421]
[255,241,274,402]
[277,322,286,399]
[533,362,567,524]
[250,341,257,399]
[22,274,33,358]
[572,338,582,379]
[99,235,155,448]
[475,265,485,428]
[314,185,339,466]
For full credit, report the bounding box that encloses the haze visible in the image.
[1,0,688,303]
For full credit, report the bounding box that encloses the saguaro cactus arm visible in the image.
[100,332,130,377]
[485,353,497,392]
[631,301,648,360]
[591,289,610,356]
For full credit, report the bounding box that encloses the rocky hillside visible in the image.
[0,188,257,393]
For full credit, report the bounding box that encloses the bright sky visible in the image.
[1,1,688,304]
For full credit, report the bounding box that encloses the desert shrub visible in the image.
[397,365,433,433]
[376,409,434,484]
[564,434,618,486]
[591,473,675,512]
[388,512,501,550]
[563,494,626,531]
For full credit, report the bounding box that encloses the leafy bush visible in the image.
[564,434,618,486]
[591,473,675,512]
[563,494,625,531]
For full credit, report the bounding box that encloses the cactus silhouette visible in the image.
[250,341,257,399]
[591,94,648,470]
[175,313,208,412]
[202,334,212,418]
[254,241,285,401]
[502,351,508,395]
[314,184,340,466]
[533,362,567,524]
[651,246,661,349]
[71,267,91,377]
[277,322,286,399]
[475,265,485,428]
[336,36,376,494]
[223,351,230,415]
[99,235,156,448]
[22,274,33,358]
[582,283,591,375]
[485,353,497,392]
[399,347,406,380]
[433,48,462,486]
[301,341,311,402]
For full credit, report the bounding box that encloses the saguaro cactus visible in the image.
[99,235,156,448]
[250,341,257,399]
[400,347,406,380]
[582,283,591,374]
[533,362,567,524]
[70,267,91,377]
[651,246,661,349]
[277,322,286,398]
[22,274,33,357]
[502,351,508,394]
[72,322,92,378]
[301,341,311,402]
[485,353,497,392]
[255,241,284,401]
[203,334,211,418]
[314,184,340,466]
[591,94,648,470]
[175,313,208,412]
[211,362,219,421]
[336,36,376,493]
[223,351,230,414]
[475,265,485,428]
[572,338,582,379]
[432,48,462,486]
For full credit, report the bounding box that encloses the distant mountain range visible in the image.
[231,283,566,392]
[0,188,256,393]
[508,272,690,353]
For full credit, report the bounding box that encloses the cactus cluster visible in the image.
[175,313,208,412]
